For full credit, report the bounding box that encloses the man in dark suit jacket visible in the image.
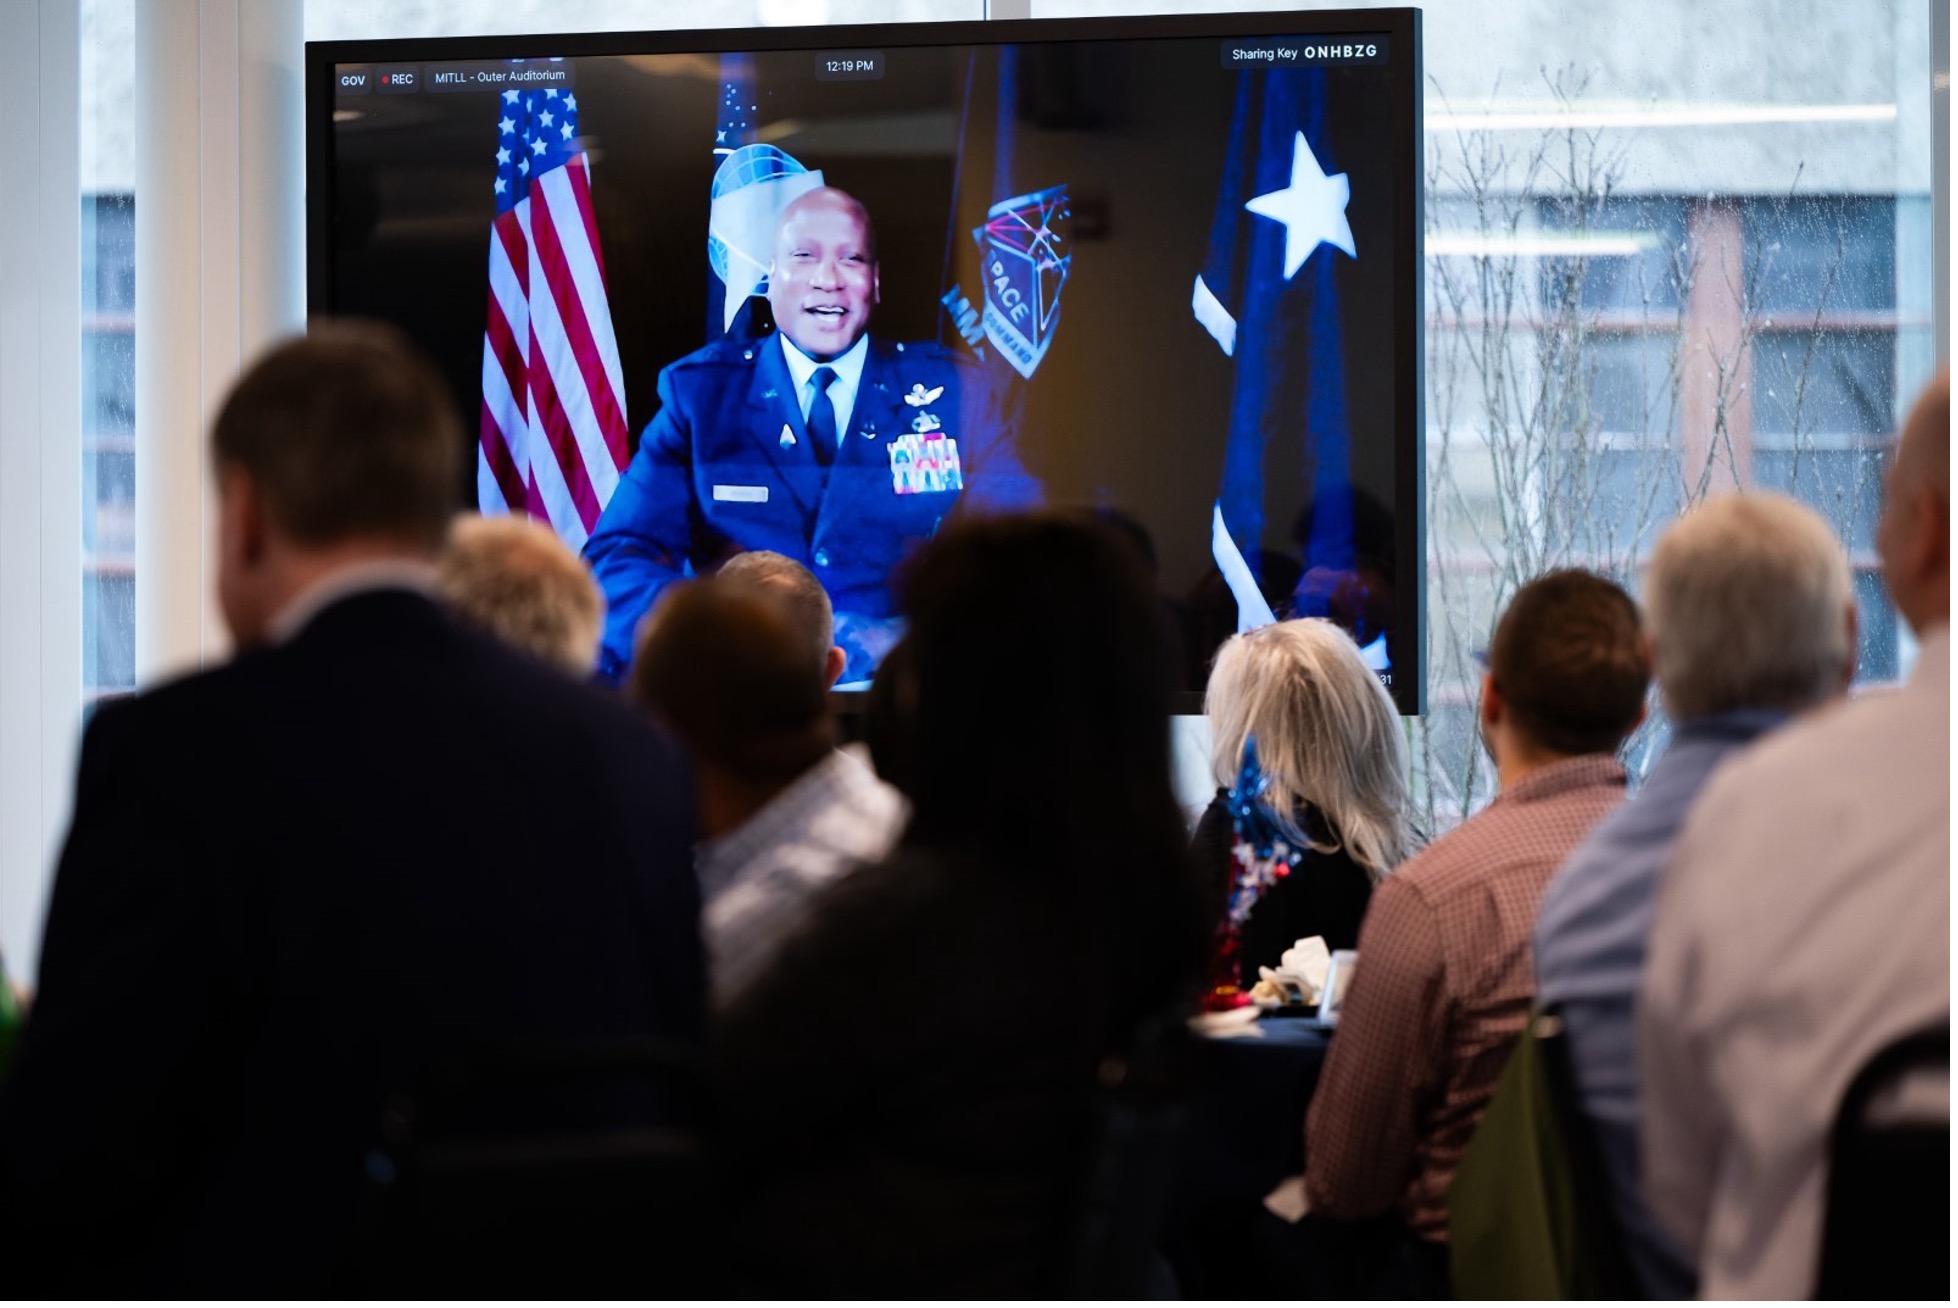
[0,324,703,1295]
[584,187,1038,684]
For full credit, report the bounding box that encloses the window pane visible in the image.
[82,0,136,708]
[1750,444,1885,561]
[1850,568,1900,684]
[1745,196,1897,315]
[1753,330,1897,439]
[1539,195,1690,315]
[1590,332,1686,440]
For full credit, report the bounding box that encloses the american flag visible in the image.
[478,81,629,549]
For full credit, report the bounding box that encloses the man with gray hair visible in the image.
[633,551,905,1007]
[714,549,849,689]
[1640,373,1949,1298]
[1534,490,1856,1297]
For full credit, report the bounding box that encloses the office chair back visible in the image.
[347,1038,723,1299]
[1815,1022,1948,1302]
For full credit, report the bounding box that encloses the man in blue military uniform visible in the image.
[585,186,1037,684]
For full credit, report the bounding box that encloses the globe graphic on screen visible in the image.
[707,144,817,284]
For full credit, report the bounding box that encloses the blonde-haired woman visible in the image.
[1196,618,1415,999]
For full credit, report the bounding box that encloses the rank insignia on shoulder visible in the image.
[779,423,797,448]
[888,432,964,496]
[903,383,945,408]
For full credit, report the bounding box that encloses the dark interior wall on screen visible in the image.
[929,39,1402,601]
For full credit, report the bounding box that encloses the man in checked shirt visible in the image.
[1299,569,1650,1297]
[632,550,907,1009]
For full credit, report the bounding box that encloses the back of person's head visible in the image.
[897,513,1176,859]
[894,512,1203,1037]
[438,513,604,675]
[1488,569,1649,757]
[1879,370,1951,633]
[1205,619,1411,876]
[630,577,832,786]
[213,321,462,552]
[714,550,844,687]
[1644,493,1853,721]
[861,632,919,795]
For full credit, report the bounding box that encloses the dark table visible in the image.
[1165,1016,1333,1296]
[1186,1016,1331,1201]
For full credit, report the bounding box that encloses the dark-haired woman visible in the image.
[718,512,1205,1298]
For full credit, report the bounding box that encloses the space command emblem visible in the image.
[973,184,1072,379]
[889,431,964,495]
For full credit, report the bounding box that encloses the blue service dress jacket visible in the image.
[584,331,1037,683]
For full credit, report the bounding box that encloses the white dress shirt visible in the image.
[1640,626,1950,1299]
[778,331,869,438]
[697,744,907,1008]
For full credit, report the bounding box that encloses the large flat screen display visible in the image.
[307,9,1425,711]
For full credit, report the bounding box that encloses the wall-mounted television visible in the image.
[306,8,1425,712]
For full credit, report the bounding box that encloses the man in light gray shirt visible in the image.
[1640,372,1950,1298]
[632,552,906,1007]
[1535,491,1857,1298]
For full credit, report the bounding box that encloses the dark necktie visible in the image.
[807,365,838,468]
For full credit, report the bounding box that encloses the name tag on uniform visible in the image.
[712,485,769,504]
[888,434,964,496]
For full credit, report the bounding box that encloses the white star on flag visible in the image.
[1244,131,1356,278]
[494,176,507,194]
[503,90,519,104]
[566,95,577,110]
[561,122,574,140]
[499,116,516,136]
[539,110,555,127]
[531,137,548,156]
[496,146,511,165]
[546,89,558,99]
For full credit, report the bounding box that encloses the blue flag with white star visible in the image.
[708,53,758,341]
[1194,67,1357,631]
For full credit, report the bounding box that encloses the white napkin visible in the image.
[1251,936,1334,1006]
[1279,937,1332,992]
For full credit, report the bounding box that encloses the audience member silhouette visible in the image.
[1535,492,1857,1298]
[437,511,605,676]
[0,324,703,1296]
[632,554,905,1008]
[1641,371,1951,1298]
[1300,568,1649,1297]
[715,512,1206,1297]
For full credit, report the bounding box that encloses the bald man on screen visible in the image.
[584,187,1037,686]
